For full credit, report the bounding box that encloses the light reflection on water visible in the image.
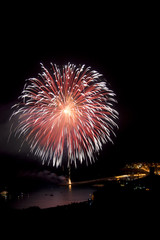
[9,185,95,209]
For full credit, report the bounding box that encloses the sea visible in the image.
[1,185,96,209]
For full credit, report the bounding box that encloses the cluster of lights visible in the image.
[125,162,160,175]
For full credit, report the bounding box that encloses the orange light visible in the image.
[68,178,72,185]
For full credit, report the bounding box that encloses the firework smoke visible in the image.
[11,63,118,167]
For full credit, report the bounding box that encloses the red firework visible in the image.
[11,63,118,167]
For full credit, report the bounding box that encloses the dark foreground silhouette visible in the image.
[1,174,160,238]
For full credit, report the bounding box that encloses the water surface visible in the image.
[9,185,95,209]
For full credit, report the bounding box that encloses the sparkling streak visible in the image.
[11,63,118,167]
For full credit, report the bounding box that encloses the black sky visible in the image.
[0,3,159,183]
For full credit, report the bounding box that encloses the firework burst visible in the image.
[11,63,118,167]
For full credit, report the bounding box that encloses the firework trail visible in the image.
[11,63,118,167]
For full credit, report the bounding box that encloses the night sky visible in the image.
[0,3,159,186]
